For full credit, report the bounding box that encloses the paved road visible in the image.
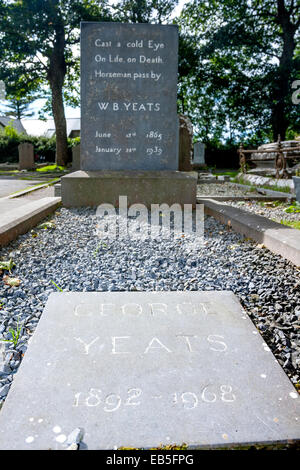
[0,177,45,198]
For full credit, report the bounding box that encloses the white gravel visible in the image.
[0,207,299,408]
[226,200,300,225]
[197,182,258,197]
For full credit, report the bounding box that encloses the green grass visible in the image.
[214,170,240,178]
[0,317,22,348]
[9,178,60,196]
[280,219,300,230]
[0,170,18,175]
[36,164,66,173]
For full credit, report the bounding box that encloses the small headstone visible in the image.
[18,143,35,170]
[178,114,193,171]
[0,291,299,450]
[193,142,205,165]
[72,144,81,171]
[81,22,178,171]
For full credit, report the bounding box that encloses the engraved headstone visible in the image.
[193,142,205,165]
[80,22,178,171]
[0,291,299,450]
[18,143,35,170]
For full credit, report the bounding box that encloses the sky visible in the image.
[0,0,189,129]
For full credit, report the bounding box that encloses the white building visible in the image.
[21,118,80,138]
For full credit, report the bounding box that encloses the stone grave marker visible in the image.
[193,142,205,165]
[62,22,197,208]
[81,22,178,171]
[0,291,299,450]
[72,144,81,171]
[18,143,35,170]
[178,114,193,171]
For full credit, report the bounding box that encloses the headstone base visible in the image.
[61,170,198,208]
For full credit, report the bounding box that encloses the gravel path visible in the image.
[197,182,258,197]
[0,207,299,408]
[226,200,300,225]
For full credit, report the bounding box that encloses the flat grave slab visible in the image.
[0,291,299,449]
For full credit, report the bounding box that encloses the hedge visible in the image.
[0,124,80,164]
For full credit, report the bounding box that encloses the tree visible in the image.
[0,0,112,165]
[111,0,178,23]
[179,0,300,143]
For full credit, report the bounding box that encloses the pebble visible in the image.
[0,206,299,410]
[226,200,300,225]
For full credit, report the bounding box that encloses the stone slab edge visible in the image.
[232,183,295,199]
[8,178,60,199]
[0,197,61,247]
[198,195,293,202]
[200,198,300,267]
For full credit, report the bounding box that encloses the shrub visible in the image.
[0,125,80,164]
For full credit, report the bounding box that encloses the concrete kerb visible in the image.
[197,195,293,202]
[8,178,60,199]
[0,197,61,247]
[200,198,300,267]
[232,182,295,200]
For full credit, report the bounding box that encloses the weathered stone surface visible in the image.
[178,114,193,171]
[61,170,198,207]
[72,145,81,170]
[0,291,299,450]
[0,197,61,248]
[293,176,300,203]
[81,22,178,171]
[18,143,35,170]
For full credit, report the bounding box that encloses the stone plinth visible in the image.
[61,170,198,208]
[0,291,299,450]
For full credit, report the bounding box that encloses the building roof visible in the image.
[21,118,81,137]
[0,116,27,134]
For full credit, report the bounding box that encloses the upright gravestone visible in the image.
[178,114,193,171]
[61,22,197,207]
[0,291,299,450]
[193,142,205,166]
[18,143,35,170]
[81,22,178,171]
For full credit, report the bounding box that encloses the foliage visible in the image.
[0,125,78,163]
[280,219,300,230]
[284,203,300,214]
[0,259,15,273]
[0,317,22,349]
[178,0,300,144]
[110,0,178,23]
[51,280,63,292]
[0,0,113,165]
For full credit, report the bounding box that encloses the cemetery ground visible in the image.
[0,173,299,449]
